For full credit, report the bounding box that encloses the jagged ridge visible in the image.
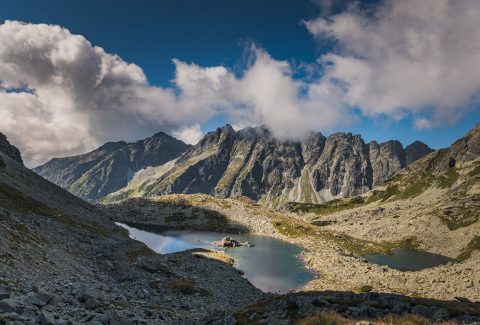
[106,125,433,206]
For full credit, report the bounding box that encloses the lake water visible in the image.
[118,223,316,293]
[365,248,453,271]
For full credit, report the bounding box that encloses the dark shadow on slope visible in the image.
[101,197,250,234]
[207,290,480,324]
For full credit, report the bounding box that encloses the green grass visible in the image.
[272,215,419,256]
[437,168,459,188]
[456,236,480,261]
[287,196,366,216]
[468,161,480,177]
[368,168,458,203]
[436,205,479,230]
[359,285,373,293]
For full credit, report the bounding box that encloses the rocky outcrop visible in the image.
[405,140,435,165]
[369,140,405,187]
[34,132,190,202]
[0,133,23,165]
[106,125,432,206]
[425,124,480,172]
[214,237,254,248]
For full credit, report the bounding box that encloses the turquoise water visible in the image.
[365,248,453,271]
[118,223,316,293]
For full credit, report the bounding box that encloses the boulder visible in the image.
[37,311,55,325]
[0,298,17,313]
[0,285,11,300]
[214,237,254,248]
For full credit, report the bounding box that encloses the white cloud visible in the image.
[414,118,433,130]
[0,22,352,166]
[172,124,203,145]
[2,2,479,167]
[306,0,480,125]
[0,21,216,166]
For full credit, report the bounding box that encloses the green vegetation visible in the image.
[311,219,336,227]
[272,215,419,256]
[367,168,459,204]
[456,236,480,261]
[287,196,366,216]
[359,285,373,293]
[468,161,480,177]
[0,157,5,169]
[296,311,354,325]
[436,206,479,230]
[437,168,459,188]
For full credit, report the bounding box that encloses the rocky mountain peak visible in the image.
[106,124,436,206]
[34,132,190,202]
[405,140,434,165]
[0,132,23,165]
[98,141,128,153]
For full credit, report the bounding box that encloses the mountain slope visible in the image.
[0,133,23,165]
[34,132,190,202]
[0,133,264,323]
[106,125,432,206]
[286,124,480,260]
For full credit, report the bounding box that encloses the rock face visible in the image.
[405,141,435,165]
[0,133,23,165]
[427,124,480,172]
[106,125,432,206]
[34,132,190,202]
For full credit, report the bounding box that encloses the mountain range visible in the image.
[35,125,434,205]
[103,125,433,206]
[34,132,190,202]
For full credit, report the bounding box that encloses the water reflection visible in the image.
[118,223,316,293]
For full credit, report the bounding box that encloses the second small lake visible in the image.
[117,223,316,293]
[365,248,453,271]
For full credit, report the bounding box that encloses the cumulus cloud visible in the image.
[2,1,479,166]
[306,0,480,124]
[0,21,350,166]
[414,118,433,130]
[171,124,203,145]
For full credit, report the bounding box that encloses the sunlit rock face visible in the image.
[106,125,432,206]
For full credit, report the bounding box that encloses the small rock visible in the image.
[0,298,17,313]
[454,296,472,303]
[37,311,55,325]
[85,298,100,310]
[0,285,11,299]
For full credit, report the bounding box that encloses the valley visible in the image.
[1,125,480,324]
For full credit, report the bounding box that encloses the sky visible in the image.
[0,0,479,166]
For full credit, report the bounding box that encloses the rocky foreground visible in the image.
[0,139,264,324]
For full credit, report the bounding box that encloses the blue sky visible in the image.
[0,0,479,164]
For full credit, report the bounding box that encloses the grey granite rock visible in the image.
[34,132,191,202]
[108,125,432,206]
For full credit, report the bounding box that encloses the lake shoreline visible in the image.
[117,222,316,293]
[100,194,480,302]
